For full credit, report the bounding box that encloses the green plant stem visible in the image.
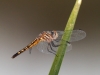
[49,0,82,75]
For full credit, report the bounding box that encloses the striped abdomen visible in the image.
[12,31,57,59]
[12,38,41,58]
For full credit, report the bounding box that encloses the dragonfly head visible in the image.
[51,30,58,40]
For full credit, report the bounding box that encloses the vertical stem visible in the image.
[49,0,82,75]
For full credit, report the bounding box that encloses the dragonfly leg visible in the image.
[53,39,71,46]
[54,39,61,42]
[47,43,58,56]
[67,41,70,44]
[60,40,71,46]
[51,41,60,47]
[48,43,56,52]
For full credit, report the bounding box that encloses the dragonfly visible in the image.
[11,29,86,59]
[37,29,86,54]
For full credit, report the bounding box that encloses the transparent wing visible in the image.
[37,41,72,54]
[56,29,86,42]
[37,29,86,54]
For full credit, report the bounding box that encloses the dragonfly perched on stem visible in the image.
[37,29,86,54]
[11,29,86,59]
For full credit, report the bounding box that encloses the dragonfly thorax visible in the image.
[51,31,58,40]
[39,31,58,43]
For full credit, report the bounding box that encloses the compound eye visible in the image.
[51,31,54,35]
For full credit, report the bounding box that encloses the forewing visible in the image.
[55,29,86,42]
